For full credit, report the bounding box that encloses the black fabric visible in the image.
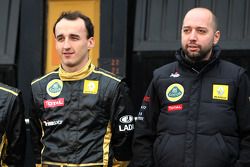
[30,67,135,166]
[130,46,250,167]
[0,82,26,167]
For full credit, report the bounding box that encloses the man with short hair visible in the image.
[30,11,135,167]
[130,7,250,167]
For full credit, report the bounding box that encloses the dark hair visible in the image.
[53,11,94,39]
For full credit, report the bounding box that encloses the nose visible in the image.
[189,30,197,41]
[63,38,71,50]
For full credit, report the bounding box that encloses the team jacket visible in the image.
[130,46,250,167]
[30,63,135,167]
[0,82,26,167]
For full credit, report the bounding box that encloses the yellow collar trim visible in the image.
[59,60,95,81]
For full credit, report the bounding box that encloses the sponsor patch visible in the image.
[44,98,64,108]
[143,96,150,102]
[170,72,180,78]
[166,83,184,102]
[119,115,134,123]
[83,80,99,94]
[119,115,134,131]
[212,84,228,100]
[46,79,63,97]
[119,124,134,131]
[135,111,144,121]
[43,120,63,126]
[168,104,183,112]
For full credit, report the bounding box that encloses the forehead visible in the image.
[182,9,213,29]
[55,18,86,35]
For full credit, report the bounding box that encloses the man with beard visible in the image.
[129,7,250,167]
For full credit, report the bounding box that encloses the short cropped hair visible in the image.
[53,11,94,39]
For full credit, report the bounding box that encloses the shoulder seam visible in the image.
[92,69,121,82]
[0,87,18,96]
[31,71,59,85]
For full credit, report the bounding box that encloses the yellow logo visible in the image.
[212,84,228,100]
[83,80,99,94]
[166,83,184,102]
[46,79,63,97]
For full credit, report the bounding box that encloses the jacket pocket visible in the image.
[195,133,237,167]
[215,133,230,160]
[153,133,185,167]
[153,133,170,162]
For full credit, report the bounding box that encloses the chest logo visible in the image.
[213,84,229,100]
[46,79,63,97]
[166,83,184,102]
[168,104,183,112]
[83,80,99,94]
[44,98,64,108]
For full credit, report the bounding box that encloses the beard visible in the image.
[182,44,212,62]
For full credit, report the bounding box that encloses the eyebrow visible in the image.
[182,26,207,29]
[56,34,63,39]
[56,33,80,39]
[70,34,80,38]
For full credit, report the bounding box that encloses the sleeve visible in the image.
[29,91,43,166]
[129,77,160,167]
[110,81,136,162]
[5,92,26,167]
[235,71,250,167]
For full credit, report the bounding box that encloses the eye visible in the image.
[56,35,64,42]
[197,29,207,34]
[70,35,80,41]
[182,28,191,33]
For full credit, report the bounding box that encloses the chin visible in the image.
[188,52,199,57]
[63,61,75,67]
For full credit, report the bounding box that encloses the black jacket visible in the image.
[0,82,26,167]
[130,46,250,167]
[30,65,135,166]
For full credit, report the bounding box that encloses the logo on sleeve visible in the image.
[119,115,134,131]
[46,79,63,97]
[143,96,150,102]
[213,84,228,100]
[166,83,184,102]
[83,80,99,94]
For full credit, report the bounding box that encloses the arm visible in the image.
[235,71,250,167]
[110,81,135,163]
[129,78,159,167]
[5,92,26,167]
[29,93,43,166]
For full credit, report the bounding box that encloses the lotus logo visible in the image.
[119,115,133,123]
[49,82,62,93]
[46,79,63,97]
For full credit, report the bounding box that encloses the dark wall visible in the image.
[0,0,20,86]
[99,0,128,76]
[18,0,44,116]
[18,0,45,166]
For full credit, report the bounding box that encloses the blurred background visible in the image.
[0,0,249,166]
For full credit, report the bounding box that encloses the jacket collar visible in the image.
[58,58,95,81]
[175,45,221,74]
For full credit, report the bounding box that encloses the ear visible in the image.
[87,37,95,49]
[213,30,220,45]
